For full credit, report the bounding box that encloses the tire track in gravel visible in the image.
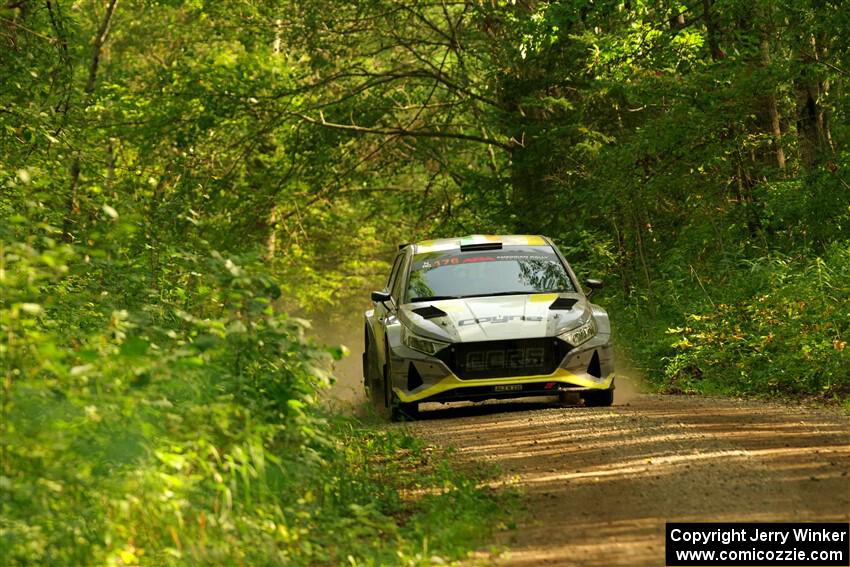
[408,390,850,566]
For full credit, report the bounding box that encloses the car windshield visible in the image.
[405,245,575,302]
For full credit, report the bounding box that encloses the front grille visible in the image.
[437,338,571,380]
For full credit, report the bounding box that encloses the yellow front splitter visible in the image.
[394,368,615,403]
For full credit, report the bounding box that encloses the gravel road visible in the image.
[316,316,850,566]
[407,391,850,566]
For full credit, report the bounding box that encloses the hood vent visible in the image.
[549,297,578,310]
[460,242,502,252]
[412,305,447,319]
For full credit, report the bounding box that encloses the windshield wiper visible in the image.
[410,295,460,303]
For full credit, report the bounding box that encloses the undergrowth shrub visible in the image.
[0,223,505,565]
[661,245,850,398]
[610,243,849,401]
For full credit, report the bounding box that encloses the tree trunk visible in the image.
[795,81,823,168]
[63,0,120,241]
[760,34,785,171]
[265,206,280,261]
[265,17,284,260]
[701,0,723,61]
[794,35,830,168]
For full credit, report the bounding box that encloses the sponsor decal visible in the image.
[458,315,544,327]
[413,252,558,271]
[431,257,460,267]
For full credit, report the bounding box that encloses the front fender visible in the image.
[590,304,611,336]
[364,309,382,363]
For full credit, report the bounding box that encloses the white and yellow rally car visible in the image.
[363,235,615,420]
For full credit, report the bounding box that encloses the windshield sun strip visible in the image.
[403,244,576,302]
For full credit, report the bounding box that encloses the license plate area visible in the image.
[493,384,523,393]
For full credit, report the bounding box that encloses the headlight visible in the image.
[401,325,448,355]
[559,317,597,347]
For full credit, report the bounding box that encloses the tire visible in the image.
[362,351,370,394]
[390,391,419,422]
[380,340,394,409]
[583,387,614,407]
[363,334,383,406]
[381,341,418,421]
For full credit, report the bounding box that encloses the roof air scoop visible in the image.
[549,297,578,311]
[460,242,502,252]
[412,305,448,319]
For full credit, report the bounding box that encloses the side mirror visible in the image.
[584,278,603,296]
[371,290,392,304]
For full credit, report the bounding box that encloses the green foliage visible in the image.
[3,0,850,561]
[0,226,506,565]
[2,2,518,563]
[440,0,850,403]
[646,245,849,399]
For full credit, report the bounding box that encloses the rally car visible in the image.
[363,235,615,420]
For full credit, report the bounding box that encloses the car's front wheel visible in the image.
[390,391,419,422]
[363,334,383,407]
[381,358,417,420]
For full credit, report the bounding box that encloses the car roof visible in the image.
[410,234,549,254]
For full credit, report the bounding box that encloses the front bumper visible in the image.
[388,336,614,404]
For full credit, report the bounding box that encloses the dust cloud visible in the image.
[307,305,370,412]
[611,347,647,404]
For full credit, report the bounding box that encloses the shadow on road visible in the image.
[417,397,571,421]
[408,393,850,567]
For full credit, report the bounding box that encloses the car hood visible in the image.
[398,293,591,343]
